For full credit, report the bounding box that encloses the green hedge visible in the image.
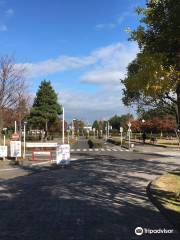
[88,139,102,148]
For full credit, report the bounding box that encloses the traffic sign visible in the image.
[120,127,123,133]
[11,133,20,140]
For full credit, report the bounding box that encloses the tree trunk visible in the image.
[44,119,48,141]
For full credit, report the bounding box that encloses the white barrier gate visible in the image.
[10,141,21,157]
[0,146,7,158]
[56,144,70,165]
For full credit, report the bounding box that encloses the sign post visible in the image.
[23,121,27,159]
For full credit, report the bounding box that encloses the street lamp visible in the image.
[72,119,76,139]
[93,128,96,139]
[128,122,132,149]
[23,121,27,159]
[2,128,7,146]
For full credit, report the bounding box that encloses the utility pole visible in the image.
[23,121,27,159]
[62,107,65,144]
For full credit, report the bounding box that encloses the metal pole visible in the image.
[72,120,74,139]
[23,124,26,159]
[106,123,108,140]
[108,122,109,138]
[3,135,5,146]
[62,107,65,144]
[121,132,123,147]
[129,130,131,149]
[67,131,69,144]
[15,121,17,133]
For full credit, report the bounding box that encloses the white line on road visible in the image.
[0,168,19,171]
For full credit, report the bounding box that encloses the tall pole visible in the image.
[15,121,17,133]
[62,107,65,144]
[67,130,69,144]
[72,120,74,139]
[106,123,108,140]
[23,124,26,159]
[3,135,5,146]
[107,121,109,138]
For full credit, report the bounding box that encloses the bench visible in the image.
[26,142,58,161]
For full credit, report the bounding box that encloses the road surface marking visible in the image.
[106,148,111,151]
[77,149,80,151]
[101,148,105,151]
[83,149,87,151]
[0,168,19,172]
[112,149,118,151]
[94,148,99,151]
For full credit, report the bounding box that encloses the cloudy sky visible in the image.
[0,0,145,123]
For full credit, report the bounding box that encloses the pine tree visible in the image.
[29,80,62,137]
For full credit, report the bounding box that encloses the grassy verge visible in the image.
[149,171,180,231]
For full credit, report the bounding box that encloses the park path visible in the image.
[0,151,179,240]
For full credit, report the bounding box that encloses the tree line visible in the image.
[122,0,180,136]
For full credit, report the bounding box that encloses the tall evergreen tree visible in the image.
[29,80,62,136]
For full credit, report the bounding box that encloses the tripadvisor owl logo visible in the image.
[135,227,143,236]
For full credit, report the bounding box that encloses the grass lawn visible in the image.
[150,171,180,230]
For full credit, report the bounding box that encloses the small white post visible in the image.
[106,123,108,140]
[15,121,17,133]
[23,124,26,159]
[62,107,65,144]
[107,122,109,138]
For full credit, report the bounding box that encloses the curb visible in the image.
[146,179,180,233]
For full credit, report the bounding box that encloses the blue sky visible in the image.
[0,0,146,123]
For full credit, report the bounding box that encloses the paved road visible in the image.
[0,139,179,240]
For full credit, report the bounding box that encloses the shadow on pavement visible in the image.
[0,154,179,240]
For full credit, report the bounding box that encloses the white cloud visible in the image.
[59,85,134,122]
[95,10,136,31]
[0,24,7,31]
[20,42,138,80]
[80,42,138,85]
[95,23,116,30]
[81,70,122,84]
[6,8,14,16]
[20,42,138,121]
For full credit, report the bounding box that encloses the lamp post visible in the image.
[120,127,123,147]
[14,121,17,133]
[93,128,96,139]
[72,119,76,139]
[2,128,7,146]
[128,122,132,149]
[23,121,27,159]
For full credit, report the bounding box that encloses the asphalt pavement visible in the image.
[0,138,179,240]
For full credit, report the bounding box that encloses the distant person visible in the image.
[142,132,146,144]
